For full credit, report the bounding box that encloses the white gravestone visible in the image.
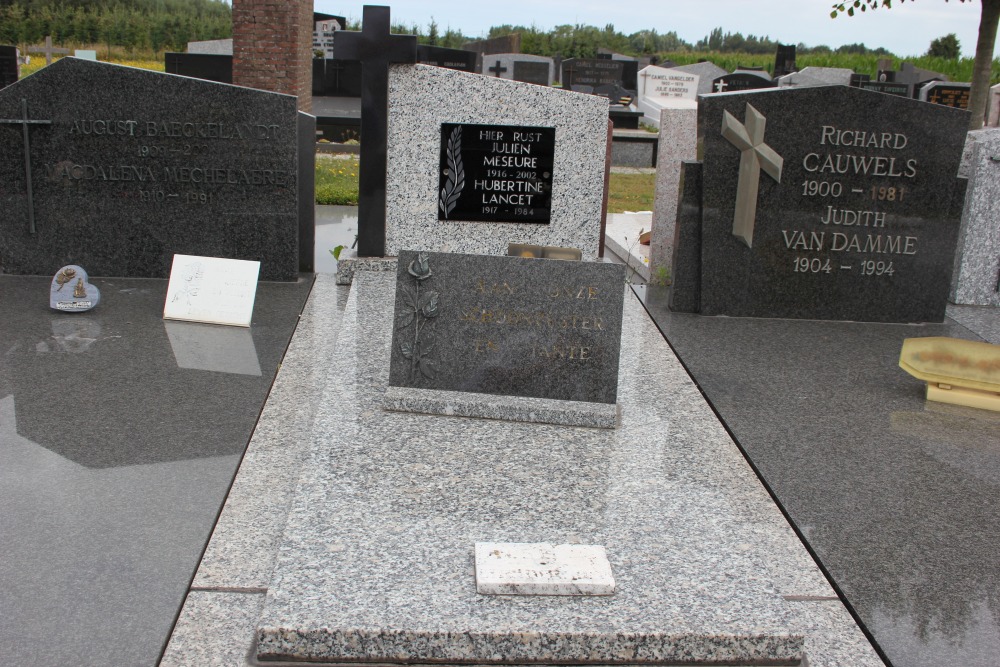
[474,542,615,596]
[637,65,698,127]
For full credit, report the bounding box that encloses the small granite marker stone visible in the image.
[387,250,625,405]
[50,265,100,312]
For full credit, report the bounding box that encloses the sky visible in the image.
[313,0,987,58]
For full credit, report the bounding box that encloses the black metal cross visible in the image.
[334,5,416,257]
[0,99,52,234]
[488,60,507,77]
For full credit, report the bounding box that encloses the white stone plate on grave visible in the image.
[163,254,260,327]
[474,542,615,596]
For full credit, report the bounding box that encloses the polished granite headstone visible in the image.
[859,80,911,97]
[0,57,305,280]
[387,250,625,404]
[0,45,18,89]
[672,85,969,323]
[561,58,625,91]
[417,44,477,72]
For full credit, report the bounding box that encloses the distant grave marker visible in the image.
[711,72,775,93]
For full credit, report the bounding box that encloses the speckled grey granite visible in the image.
[384,386,619,429]
[385,64,608,259]
[160,591,264,666]
[335,249,398,285]
[189,274,350,590]
[651,107,697,280]
[610,135,657,167]
[947,304,1000,344]
[247,269,884,665]
[777,67,853,87]
[949,129,1000,306]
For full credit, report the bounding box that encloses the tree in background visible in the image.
[831,0,999,129]
[928,32,962,57]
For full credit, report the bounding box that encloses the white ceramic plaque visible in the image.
[163,254,260,327]
[474,542,615,596]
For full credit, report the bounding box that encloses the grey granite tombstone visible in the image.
[950,128,1000,306]
[0,58,310,280]
[859,81,911,98]
[672,62,728,96]
[561,58,624,91]
[387,250,625,406]
[416,45,476,72]
[671,85,969,323]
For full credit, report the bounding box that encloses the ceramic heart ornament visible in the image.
[50,265,100,312]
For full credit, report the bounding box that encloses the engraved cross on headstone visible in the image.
[714,79,728,92]
[334,5,416,257]
[488,60,507,77]
[721,103,782,248]
[0,99,52,234]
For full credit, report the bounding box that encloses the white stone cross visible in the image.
[714,79,728,92]
[721,103,782,248]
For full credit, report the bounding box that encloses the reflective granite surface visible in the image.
[0,274,312,666]
[639,285,1000,667]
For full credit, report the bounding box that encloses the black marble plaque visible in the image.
[923,82,971,109]
[693,85,969,323]
[416,45,477,72]
[711,73,776,93]
[860,81,911,97]
[512,61,549,86]
[0,45,18,90]
[164,52,233,84]
[438,123,555,223]
[0,58,303,280]
[388,250,625,404]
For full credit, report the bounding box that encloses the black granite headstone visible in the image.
[0,58,306,280]
[164,52,233,84]
[438,123,555,223]
[674,85,969,323]
[561,58,624,90]
[860,81,911,97]
[313,57,363,97]
[0,45,18,90]
[921,82,971,109]
[512,61,549,86]
[773,44,796,78]
[388,250,625,404]
[710,73,776,93]
[417,45,477,72]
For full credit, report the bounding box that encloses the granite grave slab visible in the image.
[387,250,625,405]
[561,57,625,91]
[0,57,308,280]
[860,80,911,97]
[672,85,969,322]
[485,54,554,86]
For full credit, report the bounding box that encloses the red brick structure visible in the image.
[232,0,313,113]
